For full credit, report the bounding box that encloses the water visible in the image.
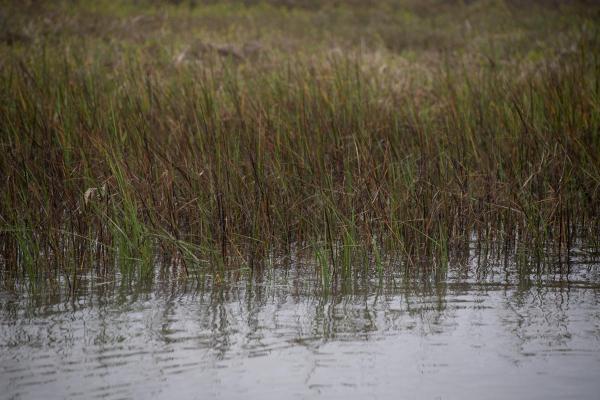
[2,252,600,399]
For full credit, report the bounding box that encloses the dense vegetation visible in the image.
[1,0,599,290]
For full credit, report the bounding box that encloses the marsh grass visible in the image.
[0,0,599,291]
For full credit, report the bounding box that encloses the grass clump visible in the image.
[0,0,599,290]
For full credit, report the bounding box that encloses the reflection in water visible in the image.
[1,249,600,399]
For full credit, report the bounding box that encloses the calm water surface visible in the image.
[2,252,600,399]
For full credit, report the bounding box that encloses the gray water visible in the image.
[2,252,600,399]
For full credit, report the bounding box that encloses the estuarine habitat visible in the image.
[1,0,600,398]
